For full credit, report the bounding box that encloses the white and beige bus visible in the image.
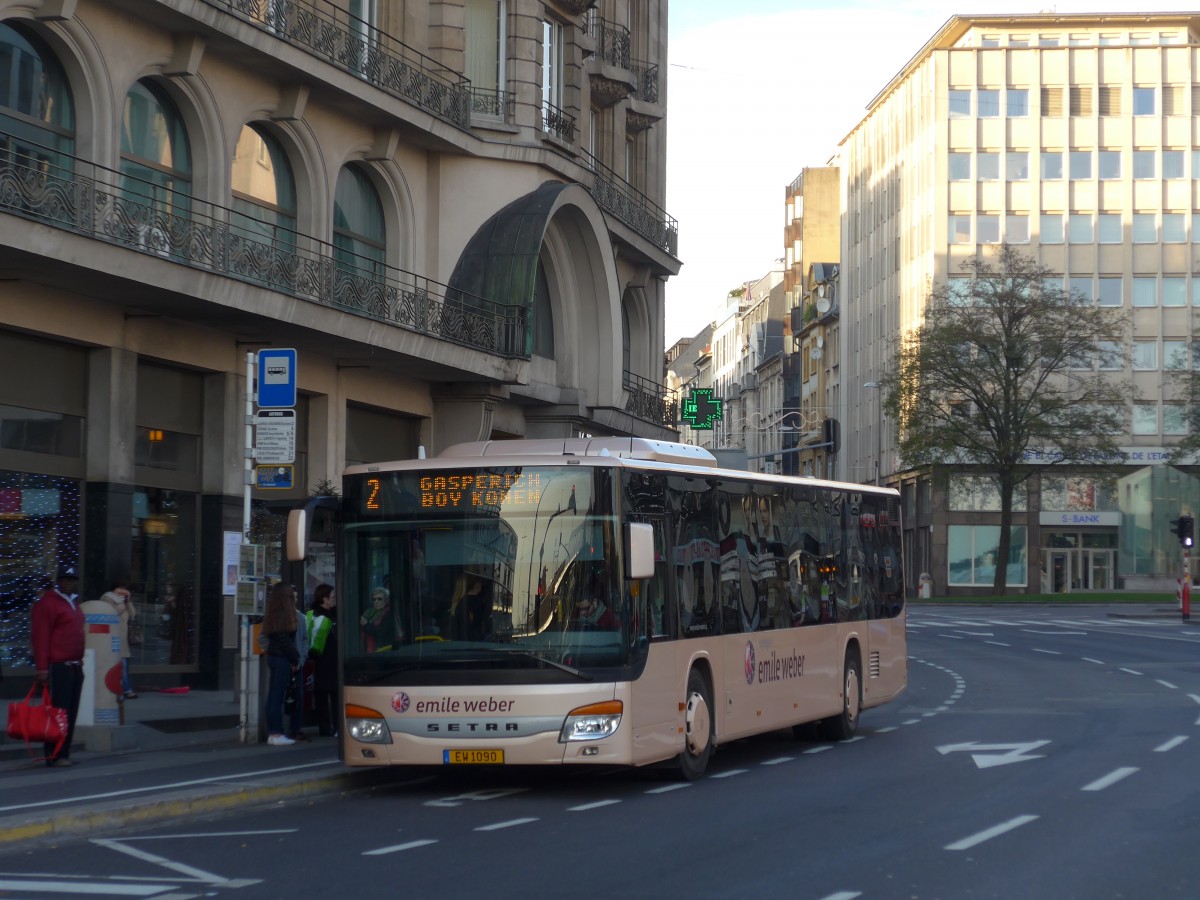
[295,437,906,779]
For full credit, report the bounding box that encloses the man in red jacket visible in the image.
[31,565,85,766]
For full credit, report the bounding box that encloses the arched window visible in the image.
[333,163,385,280]
[533,257,555,357]
[231,124,296,249]
[120,79,191,221]
[0,22,74,169]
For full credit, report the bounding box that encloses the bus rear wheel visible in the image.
[818,649,861,742]
[677,668,713,780]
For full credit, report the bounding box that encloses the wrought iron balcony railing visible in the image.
[629,60,660,105]
[583,12,632,70]
[582,150,678,256]
[0,138,527,358]
[470,88,513,123]
[542,101,578,142]
[624,370,677,427]
[204,0,471,128]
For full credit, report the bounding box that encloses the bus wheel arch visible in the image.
[819,641,862,741]
[677,663,714,780]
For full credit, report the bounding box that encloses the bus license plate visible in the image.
[444,749,504,765]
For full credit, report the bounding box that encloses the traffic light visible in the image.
[1170,516,1195,548]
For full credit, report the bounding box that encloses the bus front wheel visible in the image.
[678,668,713,780]
[819,649,861,741]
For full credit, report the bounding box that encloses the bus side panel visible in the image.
[628,640,687,765]
[719,624,842,743]
[864,608,908,707]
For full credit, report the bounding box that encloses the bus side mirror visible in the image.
[286,508,308,562]
[625,522,655,580]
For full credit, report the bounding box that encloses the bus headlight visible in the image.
[345,703,391,744]
[559,700,622,742]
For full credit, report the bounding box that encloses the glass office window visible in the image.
[1133,87,1156,115]
[1069,277,1094,304]
[1069,151,1092,179]
[1039,214,1064,243]
[1097,214,1122,243]
[949,152,971,181]
[977,89,1000,117]
[1164,340,1189,369]
[1132,277,1157,307]
[1131,342,1157,369]
[1132,214,1156,243]
[1162,277,1187,307]
[1041,151,1063,179]
[949,90,971,117]
[977,214,1000,243]
[1006,151,1029,180]
[1007,89,1029,117]
[1068,214,1093,243]
[1007,214,1029,243]
[949,215,971,243]
[1098,150,1121,179]
[1133,151,1156,179]
[1097,277,1122,307]
[977,152,999,180]
[1132,404,1158,435]
[1163,150,1185,179]
[1163,214,1186,243]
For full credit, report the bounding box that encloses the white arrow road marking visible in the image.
[937,740,1051,768]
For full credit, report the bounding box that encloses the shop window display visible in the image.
[0,471,80,671]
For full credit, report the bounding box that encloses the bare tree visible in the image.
[880,245,1130,593]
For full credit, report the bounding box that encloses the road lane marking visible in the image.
[819,893,862,900]
[363,839,438,856]
[1155,736,1188,753]
[902,719,922,725]
[0,879,176,896]
[92,838,234,885]
[475,818,538,831]
[874,727,898,733]
[985,641,1011,647]
[938,634,964,639]
[804,745,833,754]
[1082,767,1138,791]
[1082,658,1105,665]
[1157,680,1178,689]
[0,760,341,814]
[945,814,1039,851]
[710,769,747,779]
[568,800,622,811]
[762,756,796,764]
[646,783,690,794]
[1032,648,1061,655]
[1119,668,1143,676]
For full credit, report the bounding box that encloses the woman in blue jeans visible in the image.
[262,583,301,746]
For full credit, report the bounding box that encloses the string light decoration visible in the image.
[0,470,81,670]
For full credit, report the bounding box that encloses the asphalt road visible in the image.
[3,604,1199,899]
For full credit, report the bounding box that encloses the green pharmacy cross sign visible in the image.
[682,388,724,430]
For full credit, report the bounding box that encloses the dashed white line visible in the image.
[762,756,796,765]
[819,892,863,900]
[874,727,898,733]
[710,768,748,779]
[1032,648,1061,655]
[902,719,922,726]
[841,735,867,743]
[1082,658,1105,665]
[939,634,964,639]
[945,814,1039,851]
[363,839,438,856]
[568,799,622,811]
[475,818,539,831]
[1082,767,1138,792]
[985,640,1011,647]
[1157,679,1179,690]
[646,783,690,794]
[805,745,834,754]
[1155,736,1188,753]
[1119,668,1143,676]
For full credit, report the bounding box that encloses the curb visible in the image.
[0,768,378,847]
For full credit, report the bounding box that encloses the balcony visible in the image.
[626,60,663,134]
[624,371,678,427]
[0,138,526,358]
[205,0,471,128]
[542,101,578,143]
[582,13,634,108]
[582,150,678,256]
[470,88,513,124]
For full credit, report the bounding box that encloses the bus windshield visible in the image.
[341,465,626,684]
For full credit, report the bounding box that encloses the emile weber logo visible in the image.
[393,692,520,733]
[744,641,805,686]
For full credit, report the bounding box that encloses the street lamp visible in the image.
[863,382,882,486]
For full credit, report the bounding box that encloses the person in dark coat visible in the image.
[306,583,338,737]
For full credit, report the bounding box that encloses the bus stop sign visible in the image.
[257,349,297,408]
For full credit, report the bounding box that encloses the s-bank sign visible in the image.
[745,641,805,686]
[1038,512,1121,527]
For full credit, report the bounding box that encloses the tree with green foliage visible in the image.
[878,245,1130,593]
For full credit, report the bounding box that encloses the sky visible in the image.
[663,0,1200,347]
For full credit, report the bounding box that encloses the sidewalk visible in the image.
[0,688,385,848]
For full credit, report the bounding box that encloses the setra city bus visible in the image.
[287,437,907,779]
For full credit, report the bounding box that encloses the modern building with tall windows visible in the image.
[0,0,678,686]
[836,12,1200,596]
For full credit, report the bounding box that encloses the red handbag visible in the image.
[6,685,68,757]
